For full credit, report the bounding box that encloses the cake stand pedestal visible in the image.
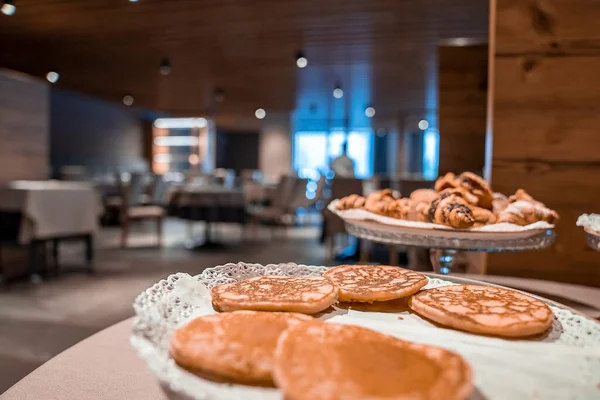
[344,221,556,274]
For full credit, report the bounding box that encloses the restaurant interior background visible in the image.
[1,0,599,394]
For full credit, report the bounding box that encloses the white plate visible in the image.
[131,263,600,400]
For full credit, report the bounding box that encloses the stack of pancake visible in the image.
[171,265,554,400]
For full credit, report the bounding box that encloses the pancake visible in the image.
[273,321,472,400]
[409,284,554,337]
[170,311,313,385]
[211,275,338,314]
[323,265,428,302]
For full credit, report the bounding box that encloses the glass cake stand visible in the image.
[344,220,556,274]
[584,228,600,251]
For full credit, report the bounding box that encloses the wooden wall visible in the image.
[438,45,488,175]
[0,70,49,183]
[488,0,600,286]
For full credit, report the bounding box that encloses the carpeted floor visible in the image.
[0,219,327,393]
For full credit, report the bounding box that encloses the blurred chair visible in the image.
[120,172,164,248]
[213,168,236,188]
[247,175,300,237]
[322,177,363,260]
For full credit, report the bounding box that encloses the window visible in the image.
[422,129,439,180]
[293,130,373,178]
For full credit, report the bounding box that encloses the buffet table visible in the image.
[0,319,167,400]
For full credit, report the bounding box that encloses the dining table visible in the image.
[169,184,247,249]
[0,180,103,282]
[0,318,168,400]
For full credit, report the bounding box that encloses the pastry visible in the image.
[471,206,497,227]
[508,189,547,208]
[336,194,366,210]
[428,192,475,229]
[211,276,338,314]
[434,172,462,192]
[273,321,473,400]
[170,311,313,385]
[496,201,559,226]
[409,285,554,337]
[323,265,428,302]
[410,188,438,204]
[458,172,494,210]
[411,200,430,222]
[440,187,479,206]
[372,198,412,219]
[492,192,509,214]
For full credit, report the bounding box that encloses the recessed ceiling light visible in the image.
[365,106,375,118]
[159,57,171,76]
[123,95,134,106]
[418,119,429,130]
[46,71,59,83]
[129,0,139,2]
[296,50,307,68]
[1,0,16,16]
[333,84,343,99]
[255,108,266,119]
[214,87,225,103]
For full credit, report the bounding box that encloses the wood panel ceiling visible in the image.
[0,0,488,123]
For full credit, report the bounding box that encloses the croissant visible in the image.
[427,192,475,229]
[497,201,559,226]
[508,189,547,208]
[458,172,494,210]
[434,172,460,192]
[471,206,497,227]
[336,194,366,211]
[369,198,412,219]
[364,189,396,210]
[440,188,479,206]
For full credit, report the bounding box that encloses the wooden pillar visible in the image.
[438,45,488,175]
[488,0,600,286]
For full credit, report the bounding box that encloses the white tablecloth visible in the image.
[0,181,103,244]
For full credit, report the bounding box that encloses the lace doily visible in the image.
[131,263,600,400]
[329,199,555,233]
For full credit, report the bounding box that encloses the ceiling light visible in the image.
[365,106,375,118]
[129,0,139,2]
[418,119,429,130]
[123,95,134,106]
[153,136,200,146]
[188,154,200,165]
[255,108,266,119]
[296,51,307,68]
[154,118,207,129]
[46,71,59,83]
[214,87,225,103]
[1,0,16,15]
[159,57,171,76]
[333,84,343,99]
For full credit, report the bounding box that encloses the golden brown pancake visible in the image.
[211,275,338,314]
[170,311,313,385]
[409,285,554,337]
[273,321,473,400]
[324,265,428,302]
